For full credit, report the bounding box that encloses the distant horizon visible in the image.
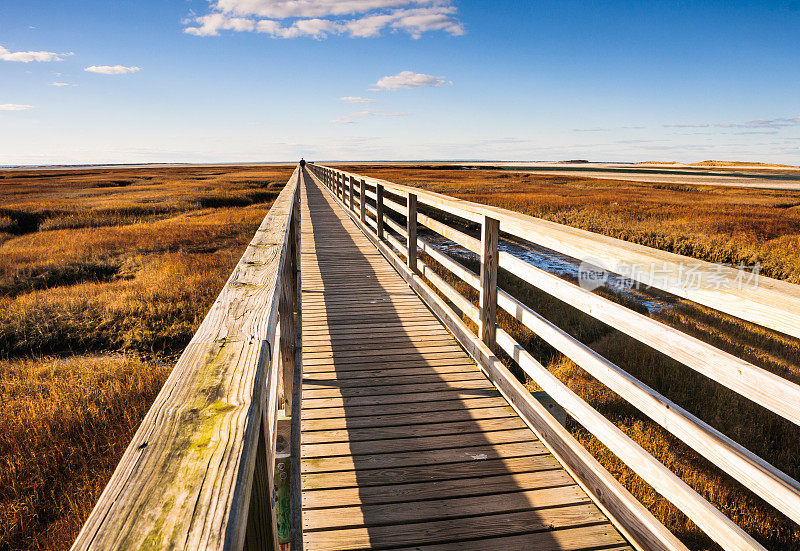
[3,158,800,170]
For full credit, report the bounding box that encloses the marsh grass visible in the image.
[0,164,293,550]
[0,354,169,550]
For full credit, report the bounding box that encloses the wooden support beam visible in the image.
[349,176,355,211]
[407,193,418,273]
[376,183,385,241]
[479,216,499,349]
[359,179,367,223]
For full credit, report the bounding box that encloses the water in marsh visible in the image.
[419,230,675,313]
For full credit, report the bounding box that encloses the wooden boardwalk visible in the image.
[73,163,800,551]
[297,171,632,550]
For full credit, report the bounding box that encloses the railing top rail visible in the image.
[72,168,301,551]
[310,163,800,339]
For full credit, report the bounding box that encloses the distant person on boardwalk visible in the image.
[299,158,306,168]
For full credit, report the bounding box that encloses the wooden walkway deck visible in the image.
[297,170,632,551]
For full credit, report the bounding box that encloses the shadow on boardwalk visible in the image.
[296,168,627,550]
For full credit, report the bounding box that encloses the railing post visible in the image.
[349,176,355,211]
[376,183,385,240]
[359,179,366,223]
[407,193,417,273]
[479,215,500,348]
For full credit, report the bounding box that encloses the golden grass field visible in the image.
[3,163,799,550]
[0,165,293,550]
[345,165,800,550]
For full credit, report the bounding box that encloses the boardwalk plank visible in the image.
[302,505,612,551]
[302,469,573,508]
[303,485,590,530]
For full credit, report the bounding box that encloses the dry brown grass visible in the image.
[0,355,168,550]
[0,164,293,550]
[371,166,800,550]
[691,160,800,169]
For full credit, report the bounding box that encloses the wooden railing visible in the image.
[72,168,301,550]
[307,163,800,551]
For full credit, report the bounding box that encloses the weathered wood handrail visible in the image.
[307,163,800,551]
[72,168,302,551]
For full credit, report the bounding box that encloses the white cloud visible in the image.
[340,96,376,103]
[186,13,342,38]
[278,17,342,38]
[184,13,256,35]
[372,70,451,90]
[50,82,75,87]
[214,0,434,18]
[387,7,464,38]
[0,45,72,63]
[184,0,464,39]
[345,13,396,37]
[329,109,406,124]
[84,65,141,75]
[0,104,33,111]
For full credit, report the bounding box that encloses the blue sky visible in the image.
[1,0,799,165]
